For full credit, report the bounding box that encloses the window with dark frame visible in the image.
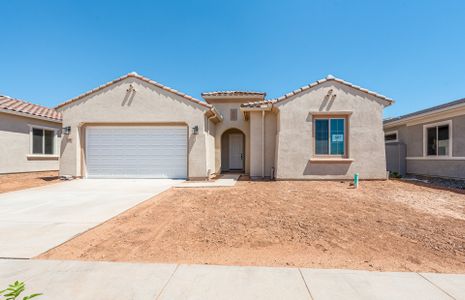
[32,128,55,155]
[315,118,345,156]
[426,124,449,156]
[230,109,238,121]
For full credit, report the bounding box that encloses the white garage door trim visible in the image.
[85,126,187,179]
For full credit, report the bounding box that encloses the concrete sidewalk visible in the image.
[1,259,464,300]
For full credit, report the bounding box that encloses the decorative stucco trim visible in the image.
[406,156,465,161]
[309,158,354,163]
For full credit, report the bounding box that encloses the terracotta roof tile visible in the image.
[201,91,266,97]
[0,96,62,121]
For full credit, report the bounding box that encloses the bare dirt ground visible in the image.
[0,171,60,194]
[39,179,465,273]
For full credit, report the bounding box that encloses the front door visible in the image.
[229,133,243,170]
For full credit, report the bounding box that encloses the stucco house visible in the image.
[55,72,393,180]
[384,97,465,179]
[0,96,62,174]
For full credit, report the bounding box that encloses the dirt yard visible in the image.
[0,171,60,193]
[39,179,465,273]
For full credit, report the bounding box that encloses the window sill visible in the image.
[27,154,59,161]
[309,157,354,163]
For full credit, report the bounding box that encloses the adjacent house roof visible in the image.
[0,96,62,122]
[55,72,212,110]
[384,97,465,126]
[241,75,394,108]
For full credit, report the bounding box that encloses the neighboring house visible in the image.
[0,96,62,174]
[55,72,393,180]
[384,98,465,179]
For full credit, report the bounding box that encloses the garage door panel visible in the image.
[86,126,187,179]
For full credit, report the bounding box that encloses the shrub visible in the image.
[0,281,42,300]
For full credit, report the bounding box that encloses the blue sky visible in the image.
[1,0,465,118]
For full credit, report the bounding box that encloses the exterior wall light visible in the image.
[63,126,71,135]
[192,125,199,135]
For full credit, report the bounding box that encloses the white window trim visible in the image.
[314,117,347,157]
[384,130,398,143]
[28,125,58,156]
[422,120,452,157]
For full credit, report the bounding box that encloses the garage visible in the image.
[85,126,187,179]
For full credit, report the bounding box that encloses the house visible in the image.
[55,72,393,180]
[0,96,62,174]
[384,97,465,179]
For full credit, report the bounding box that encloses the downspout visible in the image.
[261,110,265,178]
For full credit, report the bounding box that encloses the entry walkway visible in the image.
[1,259,463,299]
[174,174,240,188]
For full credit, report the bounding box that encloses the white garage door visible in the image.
[86,126,187,179]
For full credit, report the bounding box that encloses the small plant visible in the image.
[0,281,42,300]
[389,171,402,179]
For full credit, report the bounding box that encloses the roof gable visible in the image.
[241,75,394,108]
[55,72,211,110]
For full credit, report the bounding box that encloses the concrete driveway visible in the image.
[0,179,180,258]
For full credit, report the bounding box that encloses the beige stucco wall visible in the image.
[205,118,216,177]
[57,77,211,179]
[274,81,388,180]
[212,102,250,174]
[249,111,277,178]
[0,112,61,174]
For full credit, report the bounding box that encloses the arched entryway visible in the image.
[221,128,245,173]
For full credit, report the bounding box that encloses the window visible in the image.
[424,122,450,156]
[31,128,55,155]
[384,131,398,143]
[230,109,238,121]
[315,118,345,156]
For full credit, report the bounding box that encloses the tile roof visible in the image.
[55,72,212,110]
[384,97,465,125]
[0,96,62,122]
[241,75,394,108]
[201,91,266,97]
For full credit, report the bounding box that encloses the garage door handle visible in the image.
[241,154,244,160]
